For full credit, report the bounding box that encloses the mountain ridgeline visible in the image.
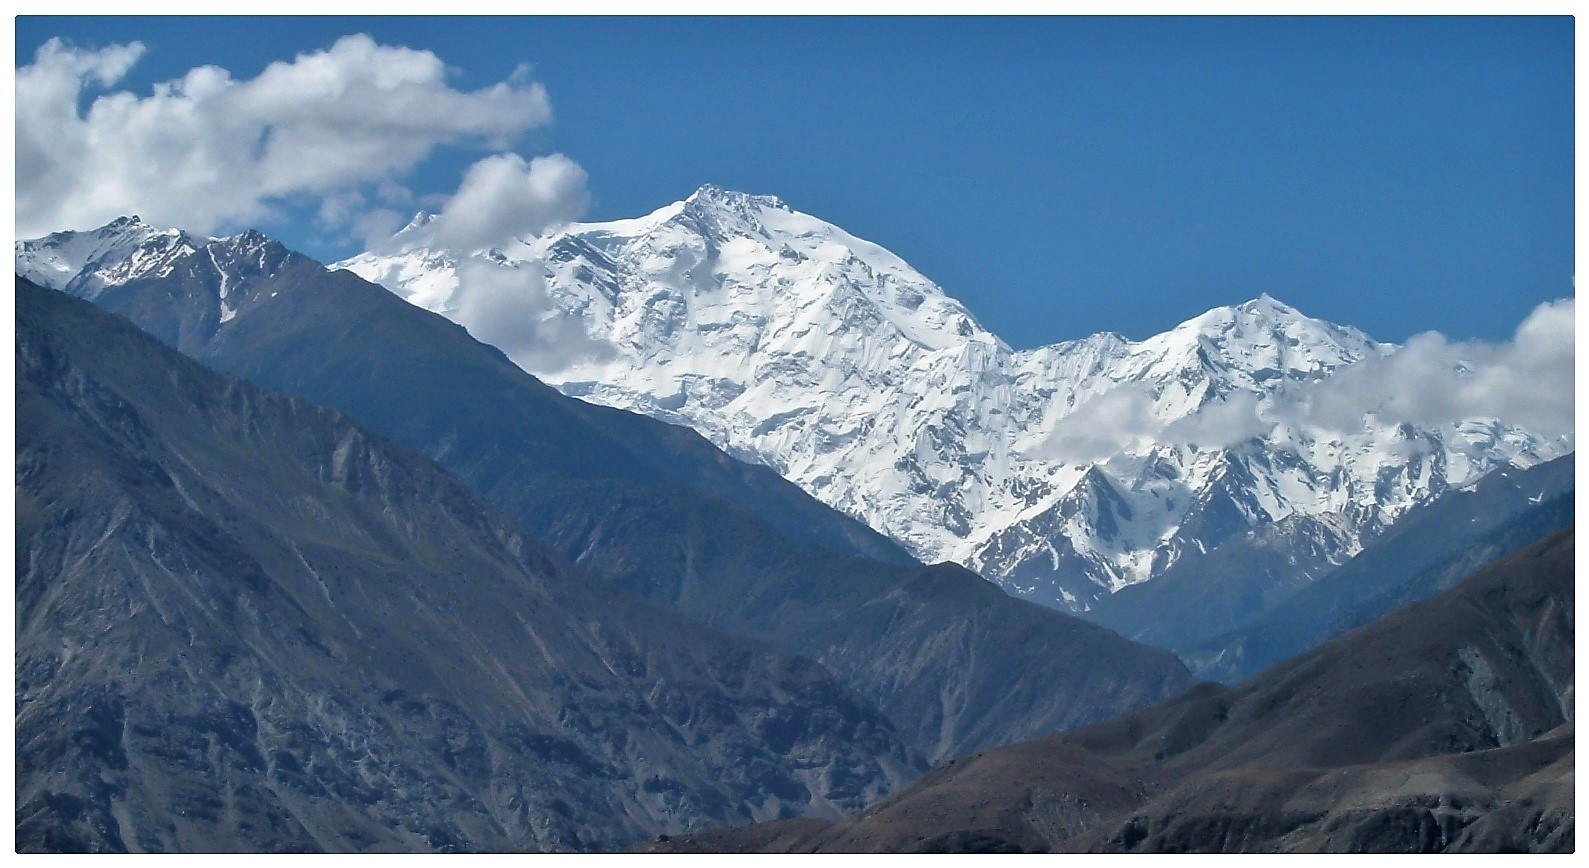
[14,204,1575,856]
[25,201,1568,625]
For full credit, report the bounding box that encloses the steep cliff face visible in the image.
[14,279,922,853]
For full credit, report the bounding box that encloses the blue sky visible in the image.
[16,16,1574,347]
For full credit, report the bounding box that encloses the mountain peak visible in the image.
[87,214,193,243]
[1169,293,1362,345]
[217,227,277,249]
[1126,293,1388,397]
[1241,292,1300,315]
[105,214,150,230]
[401,210,438,233]
[677,185,792,234]
[16,216,200,297]
[204,230,294,282]
[1197,293,1309,327]
[685,183,788,212]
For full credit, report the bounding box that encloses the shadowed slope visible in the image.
[643,528,1575,853]
[15,279,920,853]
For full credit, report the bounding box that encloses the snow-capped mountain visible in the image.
[21,197,1569,615]
[19,222,294,333]
[331,185,1568,612]
[16,215,200,299]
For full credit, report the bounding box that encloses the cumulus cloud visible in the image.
[1304,297,1575,438]
[16,34,555,237]
[450,260,614,374]
[313,189,418,250]
[315,190,368,231]
[348,208,411,250]
[427,153,590,252]
[1161,391,1273,448]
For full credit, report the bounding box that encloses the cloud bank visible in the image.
[16,34,566,238]
[1038,386,1274,464]
[1305,297,1575,438]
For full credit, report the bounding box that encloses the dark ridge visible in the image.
[642,528,1575,853]
[16,278,921,852]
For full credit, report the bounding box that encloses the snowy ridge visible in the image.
[18,222,294,332]
[16,216,200,299]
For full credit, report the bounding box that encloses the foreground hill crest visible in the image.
[643,527,1577,854]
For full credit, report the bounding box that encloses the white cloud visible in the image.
[450,260,614,374]
[16,34,555,237]
[348,209,410,251]
[315,190,368,230]
[1304,297,1575,438]
[426,153,590,252]
[1161,390,1273,449]
[1037,384,1274,464]
[1036,384,1162,463]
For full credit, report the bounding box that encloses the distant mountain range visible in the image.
[1177,453,1574,681]
[1092,451,1574,661]
[328,186,1568,615]
[643,528,1576,854]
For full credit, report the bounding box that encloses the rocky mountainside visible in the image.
[15,278,923,853]
[329,186,1569,613]
[15,230,1195,764]
[643,527,1576,853]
